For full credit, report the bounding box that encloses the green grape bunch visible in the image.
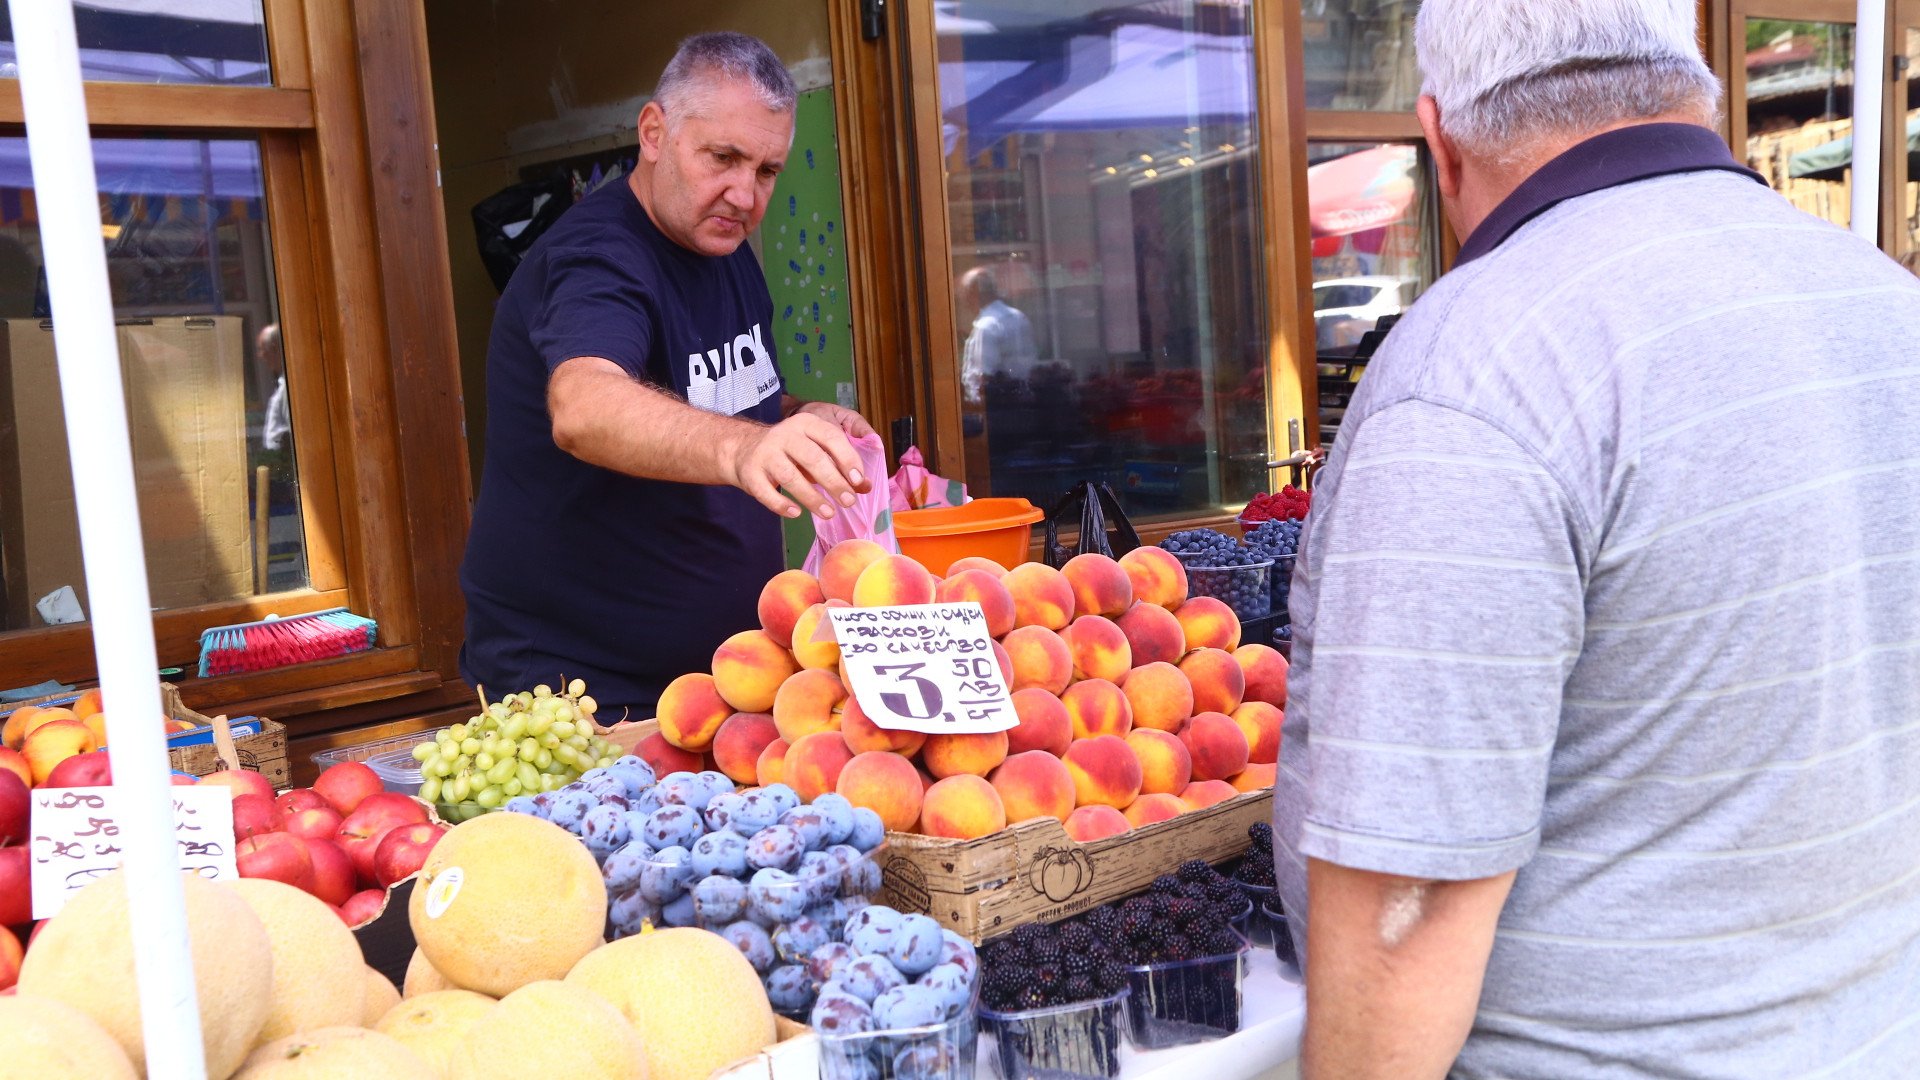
[412,678,618,819]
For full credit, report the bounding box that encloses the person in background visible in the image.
[256,323,291,452]
[958,265,1039,404]
[1275,0,1920,1076]
[460,32,874,720]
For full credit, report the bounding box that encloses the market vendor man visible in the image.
[460,33,874,719]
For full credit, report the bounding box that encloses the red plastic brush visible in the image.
[196,608,379,676]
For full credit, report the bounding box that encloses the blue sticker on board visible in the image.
[817,333,827,350]
[827,221,836,233]
[812,302,820,323]
[806,148,816,169]
[799,229,808,245]
[789,260,803,274]
[817,264,827,276]
[803,353,812,373]
[783,304,794,320]
[794,332,810,345]
[788,195,797,216]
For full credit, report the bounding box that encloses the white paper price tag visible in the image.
[30,785,238,918]
[827,602,1017,735]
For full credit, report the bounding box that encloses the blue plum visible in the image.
[721,919,777,973]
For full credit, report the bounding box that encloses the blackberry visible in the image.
[1063,974,1098,1003]
[1084,906,1120,938]
[1165,934,1195,961]
[1249,822,1274,848]
[1150,874,1182,894]
[1201,929,1241,956]
[1034,962,1063,989]
[982,939,1020,968]
[1065,950,1097,976]
[1119,909,1154,942]
[1017,985,1051,1010]
[1178,859,1213,883]
[1097,960,1129,993]
[1206,879,1239,903]
[1012,922,1053,950]
[1167,897,1203,928]
[1121,897,1157,922]
[1058,921,1096,954]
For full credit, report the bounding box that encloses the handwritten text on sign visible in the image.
[828,602,1016,734]
[30,785,237,918]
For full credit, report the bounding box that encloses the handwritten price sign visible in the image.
[30,786,237,918]
[828,602,1017,735]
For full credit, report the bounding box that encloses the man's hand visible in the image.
[725,411,869,520]
[1303,859,1515,1080]
[784,396,877,440]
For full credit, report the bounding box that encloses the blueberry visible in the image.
[780,807,828,851]
[748,867,809,923]
[808,793,857,845]
[660,891,698,927]
[722,919,778,973]
[602,839,649,893]
[761,783,802,817]
[845,905,903,956]
[546,788,597,833]
[810,990,875,1034]
[638,845,695,904]
[773,914,832,964]
[808,940,857,985]
[704,792,748,834]
[642,804,704,850]
[579,803,631,860]
[848,807,886,852]
[747,824,805,873]
[732,791,784,834]
[689,829,750,879]
[766,964,816,1014]
[883,913,944,977]
[833,953,906,1004]
[916,962,973,1018]
[693,874,749,925]
[607,888,660,939]
[873,983,946,1029]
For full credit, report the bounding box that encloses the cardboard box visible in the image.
[712,1018,816,1080]
[0,316,254,628]
[878,789,1273,942]
[0,681,290,790]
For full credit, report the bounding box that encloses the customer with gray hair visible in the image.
[1275,0,1920,1076]
[462,31,874,720]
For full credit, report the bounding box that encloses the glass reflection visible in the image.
[1301,0,1422,112]
[0,1,271,87]
[1749,19,1854,230]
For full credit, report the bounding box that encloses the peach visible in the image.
[1125,728,1193,795]
[710,629,800,714]
[1001,626,1072,695]
[759,569,826,644]
[1177,647,1246,715]
[1062,679,1132,741]
[1119,546,1189,610]
[1006,688,1071,757]
[1230,701,1283,765]
[1180,779,1240,809]
[1062,616,1132,683]
[1174,596,1241,653]
[1062,553,1134,619]
[656,671,733,751]
[1004,562,1076,631]
[784,731,856,802]
[918,774,1007,840]
[22,719,95,785]
[755,738,792,786]
[771,668,848,743]
[12,707,77,748]
[81,713,110,747]
[1230,763,1278,792]
[991,639,1014,685]
[1062,735,1143,809]
[70,688,104,720]
[922,730,1009,779]
[947,557,1008,579]
[935,569,1017,637]
[792,599,851,670]
[711,712,781,784]
[853,554,938,608]
[988,751,1076,824]
[1179,712,1250,782]
[820,538,889,602]
[1119,662,1194,733]
[1123,792,1189,828]
[1115,601,1187,667]
[0,705,44,749]
[836,751,925,831]
[840,695,928,757]
[1234,643,1289,709]
[636,731,704,778]
[1064,805,1131,842]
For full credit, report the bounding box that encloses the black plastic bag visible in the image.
[471,177,572,293]
[1043,481,1142,568]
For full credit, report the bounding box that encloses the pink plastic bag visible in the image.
[889,445,970,512]
[802,433,901,575]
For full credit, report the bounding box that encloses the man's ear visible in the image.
[1417,95,1461,201]
[637,101,668,163]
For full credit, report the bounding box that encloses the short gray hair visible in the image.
[655,32,797,120]
[1417,0,1720,158]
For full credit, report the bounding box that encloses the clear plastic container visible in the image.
[309,730,427,794]
[1121,929,1251,1049]
[1225,894,1255,940]
[979,989,1129,1080]
[818,993,980,1080]
[1177,556,1273,621]
[1234,883,1275,948]
[1269,553,1297,624]
[1261,893,1298,972]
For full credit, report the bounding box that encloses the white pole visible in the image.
[12,3,208,1077]
[1853,0,1888,243]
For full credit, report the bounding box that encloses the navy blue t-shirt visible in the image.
[460,180,786,715]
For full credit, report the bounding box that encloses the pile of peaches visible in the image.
[0,689,197,789]
[652,540,1285,844]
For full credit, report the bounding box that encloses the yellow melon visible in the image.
[0,994,139,1079]
[447,981,646,1080]
[409,812,605,996]
[17,871,273,1078]
[567,928,774,1080]
[403,946,454,997]
[375,989,495,1077]
[234,1027,428,1078]
[362,966,402,1026]
[229,878,368,1043]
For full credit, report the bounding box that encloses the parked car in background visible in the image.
[1313,275,1417,349]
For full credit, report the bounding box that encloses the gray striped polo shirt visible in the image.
[1275,126,1920,1078]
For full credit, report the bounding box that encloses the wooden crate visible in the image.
[878,788,1273,942]
[0,681,289,789]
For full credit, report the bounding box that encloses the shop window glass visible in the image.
[1746,19,1854,230]
[0,1,271,87]
[1301,0,1422,112]
[0,135,306,632]
[1903,27,1920,265]
[937,0,1273,521]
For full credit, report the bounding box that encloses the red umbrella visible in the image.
[1308,145,1417,238]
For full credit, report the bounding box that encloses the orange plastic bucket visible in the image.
[894,498,1044,575]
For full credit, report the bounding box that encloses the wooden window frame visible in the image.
[0,0,473,729]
